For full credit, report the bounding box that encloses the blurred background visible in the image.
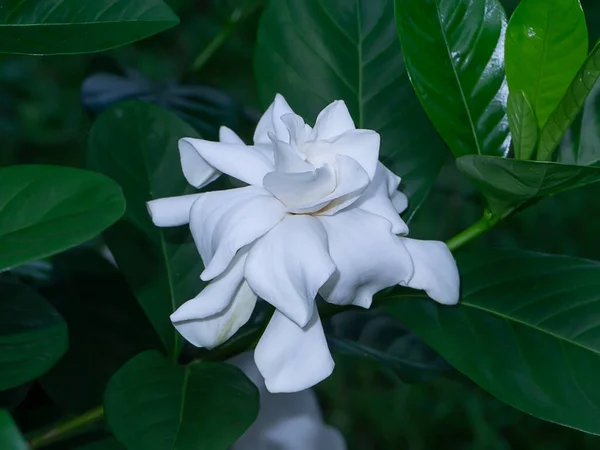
[2,0,600,448]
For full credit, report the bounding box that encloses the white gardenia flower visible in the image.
[147,94,459,393]
[229,352,346,450]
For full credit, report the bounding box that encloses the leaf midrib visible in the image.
[432,0,482,155]
[171,366,191,448]
[463,300,600,356]
[130,117,181,359]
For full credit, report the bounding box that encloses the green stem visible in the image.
[191,1,261,73]
[445,208,500,252]
[28,406,104,449]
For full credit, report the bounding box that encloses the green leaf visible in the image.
[0,282,67,390]
[394,0,510,158]
[557,80,600,167]
[87,101,205,359]
[505,0,588,128]
[326,310,450,382]
[254,0,448,222]
[104,351,259,450]
[539,41,600,161]
[39,249,163,413]
[0,0,179,55]
[0,410,27,450]
[0,165,125,272]
[457,154,600,216]
[383,249,600,434]
[507,91,538,160]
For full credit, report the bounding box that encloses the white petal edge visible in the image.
[312,100,356,140]
[254,94,296,145]
[318,209,414,308]
[307,129,380,180]
[171,250,258,349]
[179,138,274,186]
[177,126,242,189]
[351,162,408,234]
[253,101,276,145]
[245,215,335,327]
[189,186,286,281]
[263,165,336,212]
[311,154,370,216]
[391,190,409,214]
[268,133,313,173]
[219,125,245,144]
[147,193,202,227]
[179,141,221,189]
[254,308,334,393]
[401,238,460,305]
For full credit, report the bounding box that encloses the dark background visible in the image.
[2,0,600,448]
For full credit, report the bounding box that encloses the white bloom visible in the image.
[147,94,459,393]
[229,352,346,450]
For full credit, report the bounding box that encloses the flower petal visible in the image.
[253,101,275,145]
[281,113,313,149]
[179,138,274,186]
[269,133,313,173]
[147,193,202,227]
[391,190,409,214]
[318,209,414,308]
[271,94,297,141]
[245,215,335,327]
[307,129,380,179]
[171,251,257,349]
[254,94,296,144]
[254,309,334,393]
[190,186,286,281]
[219,125,245,144]
[263,165,336,212]
[312,100,356,140]
[401,238,460,305]
[352,163,408,234]
[312,154,370,215]
[179,143,220,189]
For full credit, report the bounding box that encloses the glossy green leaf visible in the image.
[0,282,67,390]
[40,249,162,413]
[505,0,588,128]
[384,249,600,434]
[507,91,538,160]
[457,154,600,216]
[0,410,27,450]
[87,101,205,358]
[104,351,259,450]
[557,79,600,167]
[0,0,179,55]
[254,0,448,222]
[326,310,450,382]
[0,165,125,272]
[539,41,600,161]
[394,0,510,158]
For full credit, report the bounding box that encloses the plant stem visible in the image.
[28,406,104,449]
[445,208,500,252]
[191,1,261,73]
